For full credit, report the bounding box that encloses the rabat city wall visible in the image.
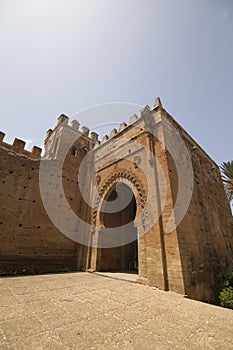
[0,116,93,273]
[0,99,233,302]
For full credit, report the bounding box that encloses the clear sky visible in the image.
[0,0,232,165]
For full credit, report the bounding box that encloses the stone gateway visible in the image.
[0,98,232,302]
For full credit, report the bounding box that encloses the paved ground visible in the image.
[0,272,233,350]
[94,272,139,283]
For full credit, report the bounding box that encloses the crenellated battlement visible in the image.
[0,132,42,159]
[43,98,164,152]
[96,96,163,147]
[44,114,99,145]
[43,113,100,158]
[0,97,163,161]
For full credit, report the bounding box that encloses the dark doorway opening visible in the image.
[98,183,138,273]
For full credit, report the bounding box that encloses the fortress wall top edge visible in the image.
[0,132,42,159]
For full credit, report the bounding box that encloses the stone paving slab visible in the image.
[94,272,139,283]
[0,272,233,349]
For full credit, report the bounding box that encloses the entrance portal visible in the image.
[98,183,138,273]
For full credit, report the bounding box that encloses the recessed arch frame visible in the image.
[91,168,148,231]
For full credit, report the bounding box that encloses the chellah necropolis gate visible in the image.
[0,97,233,302]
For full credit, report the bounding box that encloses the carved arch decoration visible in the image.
[91,168,147,228]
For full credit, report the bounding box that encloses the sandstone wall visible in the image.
[161,109,233,301]
[0,126,91,274]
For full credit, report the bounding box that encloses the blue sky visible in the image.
[0,0,232,164]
